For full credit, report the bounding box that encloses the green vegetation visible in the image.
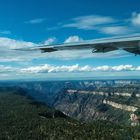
[0,89,140,140]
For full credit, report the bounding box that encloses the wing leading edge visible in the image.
[20,35,140,55]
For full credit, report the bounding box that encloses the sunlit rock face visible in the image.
[130,113,140,126]
[103,100,138,112]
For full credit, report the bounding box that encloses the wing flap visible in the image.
[39,43,93,52]
[40,47,58,53]
[124,48,140,55]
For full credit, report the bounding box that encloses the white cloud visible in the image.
[63,15,115,30]
[1,63,140,80]
[20,64,140,74]
[25,18,45,24]
[99,26,130,35]
[48,13,140,35]
[64,36,83,43]
[0,65,18,73]
[0,37,36,49]
[0,37,40,62]
[112,65,135,71]
[42,49,131,60]
[131,12,140,26]
[0,36,132,63]
[44,37,56,45]
[95,65,110,71]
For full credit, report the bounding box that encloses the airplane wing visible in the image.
[19,35,140,55]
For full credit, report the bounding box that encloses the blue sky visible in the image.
[0,0,140,80]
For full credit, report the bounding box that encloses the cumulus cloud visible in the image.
[20,64,140,74]
[0,37,36,49]
[63,15,115,30]
[64,36,83,43]
[44,37,56,45]
[25,18,45,24]
[0,37,42,62]
[1,63,140,80]
[131,12,140,26]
